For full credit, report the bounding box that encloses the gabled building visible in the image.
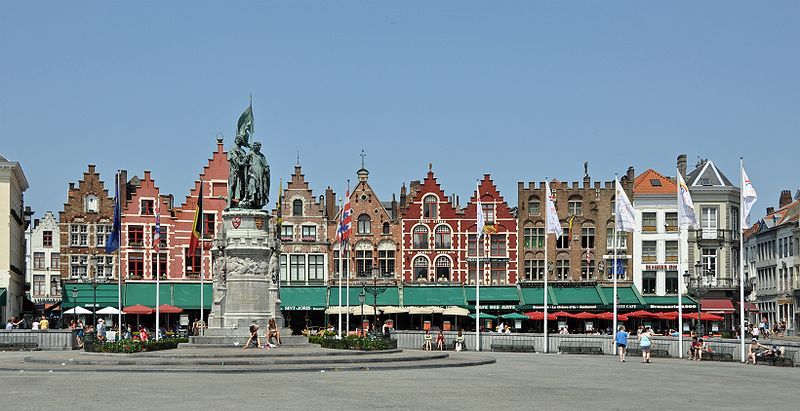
[1,154,29,322]
[26,211,62,306]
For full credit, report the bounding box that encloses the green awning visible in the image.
[0,288,6,306]
[465,286,520,310]
[328,286,400,307]
[551,286,604,308]
[124,282,211,310]
[600,285,646,309]
[643,295,698,310]
[281,286,328,310]
[518,286,555,308]
[402,286,466,307]
[61,283,122,309]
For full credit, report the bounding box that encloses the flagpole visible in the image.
[543,178,549,354]
[346,239,350,334]
[199,179,205,336]
[475,180,481,352]
[677,167,684,359]
[155,200,160,341]
[116,170,122,336]
[739,157,746,363]
[612,175,618,355]
[337,197,343,339]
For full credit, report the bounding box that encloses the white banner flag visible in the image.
[741,167,757,226]
[677,173,698,229]
[545,181,563,238]
[476,180,485,238]
[615,178,636,233]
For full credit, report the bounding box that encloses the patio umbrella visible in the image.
[324,306,351,315]
[124,305,154,315]
[596,312,631,321]
[63,306,93,315]
[572,312,599,319]
[351,305,380,315]
[158,304,183,314]
[524,311,557,321]
[683,312,724,321]
[408,307,435,315]
[96,307,121,315]
[655,311,680,320]
[379,306,409,314]
[442,306,470,316]
[500,312,529,320]
[469,312,496,320]
[552,311,577,318]
[626,310,659,318]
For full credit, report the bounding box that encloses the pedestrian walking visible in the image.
[615,325,628,362]
[638,325,654,363]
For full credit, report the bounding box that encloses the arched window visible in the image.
[382,221,390,235]
[423,195,438,219]
[355,241,373,277]
[413,256,429,281]
[292,199,303,216]
[413,226,429,249]
[357,214,371,234]
[377,241,395,276]
[435,256,451,282]
[434,225,451,249]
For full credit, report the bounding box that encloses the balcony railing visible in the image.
[693,229,739,243]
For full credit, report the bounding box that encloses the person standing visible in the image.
[436,330,445,351]
[615,325,628,362]
[638,325,654,363]
[31,317,40,330]
[423,330,432,350]
[39,314,49,330]
[455,329,465,352]
[97,318,107,342]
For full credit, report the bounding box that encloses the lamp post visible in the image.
[684,262,713,336]
[71,286,79,324]
[358,290,365,336]
[90,254,99,326]
[364,267,390,334]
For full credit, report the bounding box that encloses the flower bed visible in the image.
[95,337,189,353]
[309,334,397,351]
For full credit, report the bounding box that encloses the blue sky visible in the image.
[1,1,797,218]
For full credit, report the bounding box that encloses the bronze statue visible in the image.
[244,141,270,209]
[227,101,270,210]
[228,134,249,207]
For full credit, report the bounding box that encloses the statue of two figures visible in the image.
[228,102,270,209]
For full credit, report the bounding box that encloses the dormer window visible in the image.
[423,195,438,219]
[85,194,99,213]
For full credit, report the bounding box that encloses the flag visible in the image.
[567,215,575,241]
[614,178,636,232]
[336,190,352,243]
[153,199,161,253]
[476,181,485,238]
[611,259,626,276]
[677,173,698,229]
[237,99,254,143]
[545,181,563,238]
[105,173,121,253]
[189,181,204,257]
[741,167,757,227]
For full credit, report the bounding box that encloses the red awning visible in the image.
[124,304,154,315]
[700,298,735,313]
[627,310,660,318]
[684,312,724,321]
[737,302,760,312]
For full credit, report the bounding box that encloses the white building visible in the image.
[633,169,689,296]
[0,154,30,322]
[25,211,62,307]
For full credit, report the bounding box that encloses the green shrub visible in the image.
[310,334,396,351]
[98,337,189,353]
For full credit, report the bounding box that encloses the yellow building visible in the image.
[0,154,29,323]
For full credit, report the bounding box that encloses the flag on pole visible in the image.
[336,190,352,242]
[153,199,161,253]
[545,181,563,238]
[476,181,485,238]
[567,215,575,241]
[677,173,698,229]
[741,167,758,227]
[189,182,204,257]
[614,178,636,232]
[105,174,121,253]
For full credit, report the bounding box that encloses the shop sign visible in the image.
[283,306,324,311]
[644,264,678,271]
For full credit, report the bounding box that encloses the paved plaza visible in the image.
[1,350,798,410]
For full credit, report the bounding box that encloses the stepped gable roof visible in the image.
[686,160,734,187]
[634,169,677,195]
[401,166,458,220]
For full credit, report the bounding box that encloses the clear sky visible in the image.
[1,1,798,219]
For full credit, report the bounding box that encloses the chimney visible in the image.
[325,187,336,219]
[626,166,635,190]
[779,190,792,208]
[766,207,775,215]
[119,170,129,201]
[391,194,398,220]
[677,154,687,179]
[400,183,407,207]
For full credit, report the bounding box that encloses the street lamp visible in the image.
[683,262,714,336]
[71,286,79,323]
[358,290,365,336]
[90,254,99,326]
[364,267,391,334]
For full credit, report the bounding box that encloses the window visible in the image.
[34,252,45,270]
[382,222,390,235]
[94,255,114,278]
[292,199,303,216]
[290,254,306,282]
[701,207,718,238]
[42,230,53,247]
[491,234,506,256]
[413,256,429,281]
[184,248,201,274]
[642,271,656,294]
[665,212,678,232]
[413,226,429,249]
[129,253,144,278]
[528,197,541,216]
[490,262,506,285]
[203,213,216,237]
[642,212,657,232]
[524,259,544,281]
[333,248,350,277]
[96,225,112,247]
[606,225,627,249]
[33,275,46,296]
[151,253,167,278]
[308,254,325,282]
[50,277,61,297]
[378,249,395,276]
[731,207,739,233]
[434,225,451,249]
[524,227,544,249]
[606,258,627,280]
[280,225,293,241]
[581,227,595,249]
[665,241,678,262]
[356,249,373,277]
[482,203,495,225]
[423,195,438,219]
[357,214,371,234]
[70,224,88,246]
[435,256,451,282]
[702,248,718,279]
[280,255,287,282]
[140,199,154,215]
[51,253,60,270]
[665,271,679,294]
[556,259,570,280]
[128,225,144,246]
[556,227,569,249]
[70,255,88,278]
[85,194,99,213]
[301,225,316,241]
[468,262,479,284]
[568,200,582,216]
[581,258,595,280]
[467,234,485,257]
[642,241,657,263]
